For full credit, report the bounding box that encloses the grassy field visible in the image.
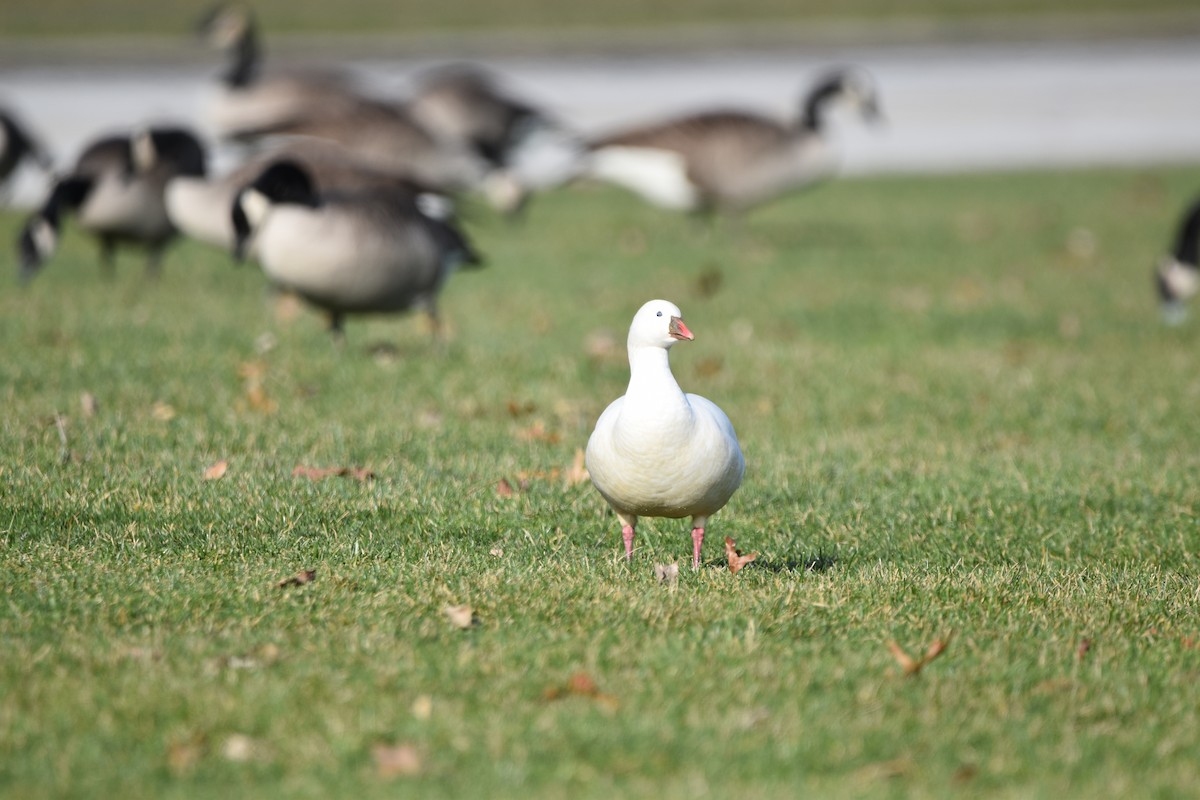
[2,0,1199,38]
[3,164,1200,798]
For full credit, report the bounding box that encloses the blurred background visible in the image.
[1,0,1199,206]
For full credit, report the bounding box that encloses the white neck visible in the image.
[625,345,686,407]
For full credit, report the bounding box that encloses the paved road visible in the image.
[2,36,1199,205]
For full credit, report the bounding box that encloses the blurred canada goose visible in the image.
[166,138,445,250]
[197,4,366,140]
[408,63,586,210]
[228,98,492,194]
[17,126,206,281]
[1155,196,1200,325]
[586,67,882,215]
[231,159,482,338]
[0,109,53,199]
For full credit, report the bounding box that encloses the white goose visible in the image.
[586,300,744,568]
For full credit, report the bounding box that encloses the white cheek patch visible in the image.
[240,188,272,228]
[32,217,58,260]
[1162,258,1200,301]
[416,192,454,221]
[132,131,156,173]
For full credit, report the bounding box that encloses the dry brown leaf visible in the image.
[372,742,422,778]
[489,547,504,557]
[167,734,206,775]
[80,391,98,417]
[1076,638,1093,661]
[444,604,479,630]
[695,357,723,379]
[543,671,619,709]
[411,695,433,720]
[887,633,952,676]
[203,460,229,481]
[277,569,316,589]
[516,420,562,444]
[151,401,176,422]
[695,267,724,298]
[496,478,515,498]
[291,465,375,482]
[565,448,589,487]
[506,399,536,417]
[654,562,679,586]
[724,536,757,574]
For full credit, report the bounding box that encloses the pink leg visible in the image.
[622,525,635,561]
[692,527,705,569]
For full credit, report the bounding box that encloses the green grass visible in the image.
[4,164,1200,798]
[2,0,1198,38]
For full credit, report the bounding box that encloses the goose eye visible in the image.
[656,311,663,317]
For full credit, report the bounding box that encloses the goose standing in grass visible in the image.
[166,138,445,251]
[586,67,881,215]
[231,159,481,339]
[17,126,206,281]
[408,63,586,213]
[198,3,366,141]
[0,108,52,200]
[1156,196,1200,325]
[586,300,744,568]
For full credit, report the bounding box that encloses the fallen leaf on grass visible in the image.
[292,465,375,482]
[724,537,757,574]
[654,562,679,586]
[277,569,316,589]
[516,420,562,444]
[1076,638,1093,661]
[80,391,98,417]
[203,460,229,481]
[167,734,207,775]
[372,742,422,778]
[444,604,480,630]
[151,401,176,422]
[886,632,952,676]
[489,547,504,557]
[564,448,589,487]
[543,671,619,710]
[506,399,536,417]
[496,478,516,498]
[238,360,277,414]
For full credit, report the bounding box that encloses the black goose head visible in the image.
[196,4,259,87]
[16,176,94,281]
[231,159,318,261]
[130,127,207,178]
[1155,197,1200,323]
[800,68,882,132]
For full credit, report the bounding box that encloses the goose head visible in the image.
[231,159,318,261]
[628,299,694,351]
[130,127,207,178]
[197,4,254,52]
[801,67,883,131]
[1156,197,1200,325]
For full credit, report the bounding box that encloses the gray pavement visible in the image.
[2,36,1199,206]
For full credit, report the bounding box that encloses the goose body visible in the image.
[1156,196,1200,324]
[586,300,744,567]
[232,98,491,193]
[17,126,206,280]
[587,68,879,215]
[232,160,481,336]
[166,138,439,250]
